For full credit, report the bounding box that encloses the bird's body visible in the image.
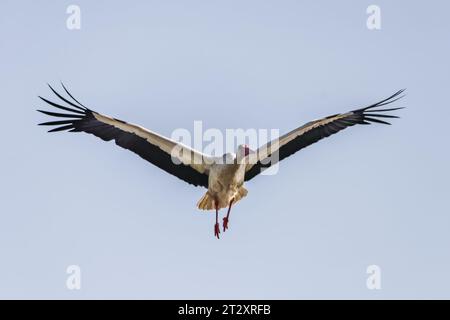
[198,154,248,210]
[38,84,404,239]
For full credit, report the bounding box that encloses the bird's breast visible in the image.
[208,163,245,195]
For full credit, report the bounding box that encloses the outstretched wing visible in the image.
[38,84,210,188]
[245,90,405,181]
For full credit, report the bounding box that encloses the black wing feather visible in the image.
[245,90,405,181]
[37,84,208,188]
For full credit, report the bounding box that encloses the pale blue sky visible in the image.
[0,0,449,299]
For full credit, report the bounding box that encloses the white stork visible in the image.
[38,84,404,238]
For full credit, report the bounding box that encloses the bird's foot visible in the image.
[223,217,229,232]
[214,222,221,239]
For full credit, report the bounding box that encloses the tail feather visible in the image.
[197,192,215,210]
[234,186,248,202]
[197,187,248,211]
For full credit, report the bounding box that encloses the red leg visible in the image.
[214,202,220,239]
[223,199,234,232]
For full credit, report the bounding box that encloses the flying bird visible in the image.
[38,84,404,238]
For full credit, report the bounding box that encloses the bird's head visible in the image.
[237,144,251,158]
[238,144,250,157]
